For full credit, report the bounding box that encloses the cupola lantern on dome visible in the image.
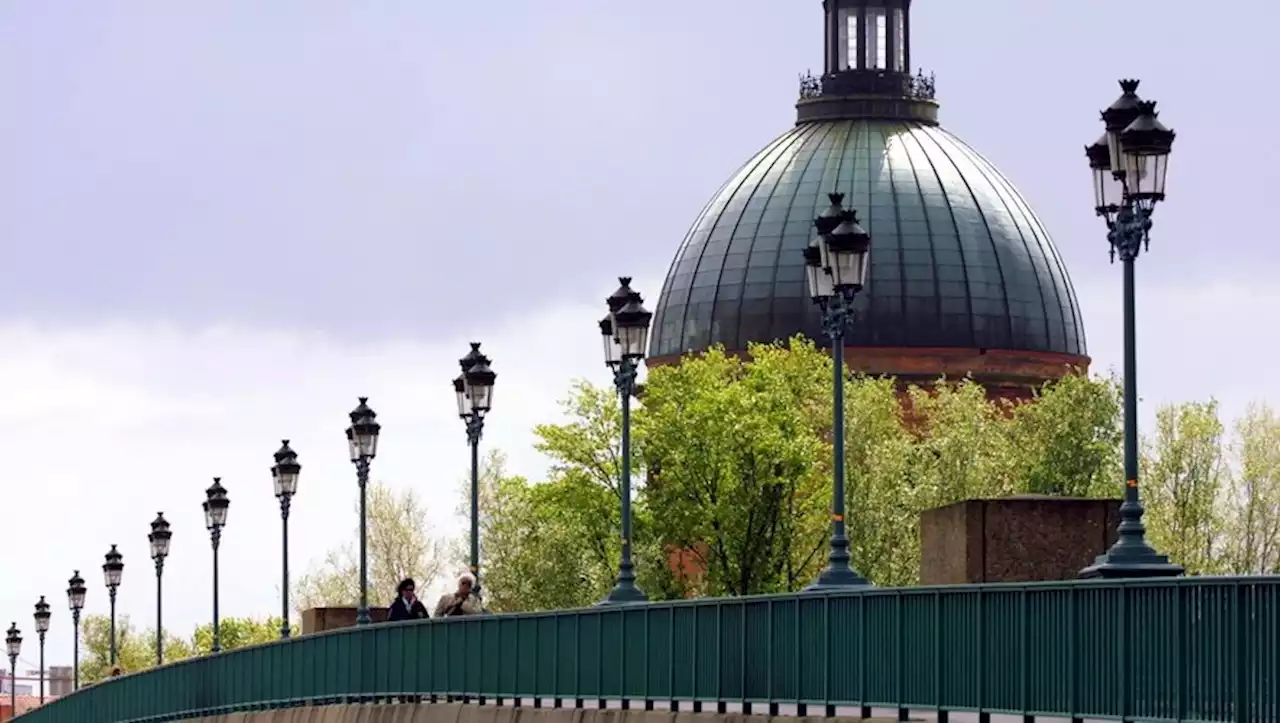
[798,0,936,124]
[648,0,1089,401]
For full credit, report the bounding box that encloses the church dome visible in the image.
[647,1,1088,392]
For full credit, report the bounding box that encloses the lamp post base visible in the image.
[1079,545,1184,579]
[597,581,648,606]
[804,565,872,592]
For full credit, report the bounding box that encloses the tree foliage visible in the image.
[1224,403,1280,573]
[1142,400,1228,575]
[470,338,1276,605]
[77,613,293,684]
[190,616,295,655]
[293,481,444,612]
[472,385,675,612]
[1007,372,1123,497]
[639,344,831,595]
[79,614,166,684]
[475,338,1128,603]
[451,449,595,612]
[1134,399,1280,576]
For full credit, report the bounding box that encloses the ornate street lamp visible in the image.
[203,478,230,651]
[346,397,381,625]
[1080,80,1182,579]
[148,512,172,665]
[801,192,873,590]
[596,277,651,605]
[5,624,20,715]
[272,440,301,639]
[102,545,124,665]
[454,342,496,594]
[66,570,86,690]
[33,597,49,704]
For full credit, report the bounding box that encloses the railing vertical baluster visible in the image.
[643,606,651,710]
[1069,585,1079,723]
[596,611,603,709]
[935,591,946,723]
[1020,587,1030,722]
[860,593,869,719]
[1234,580,1248,723]
[897,591,906,721]
[716,601,724,714]
[1270,584,1278,723]
[553,613,561,708]
[614,611,624,706]
[977,587,985,721]
[792,596,801,716]
[514,613,522,705]
[693,602,701,712]
[668,606,676,712]
[1176,583,1186,723]
[1120,584,1128,722]
[742,600,750,714]
[824,594,832,717]
[574,612,582,709]
[765,599,773,714]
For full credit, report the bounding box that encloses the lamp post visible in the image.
[346,398,381,626]
[801,192,873,590]
[102,545,124,666]
[1080,80,1183,579]
[148,512,172,665]
[5,624,19,716]
[454,343,496,594]
[66,570,86,690]
[203,478,230,651]
[33,597,49,704]
[596,277,652,605]
[273,440,301,639]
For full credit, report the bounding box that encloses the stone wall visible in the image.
[919,495,1120,584]
[300,607,390,635]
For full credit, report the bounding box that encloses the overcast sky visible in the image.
[1,0,1276,673]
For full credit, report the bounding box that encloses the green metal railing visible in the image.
[17,577,1279,723]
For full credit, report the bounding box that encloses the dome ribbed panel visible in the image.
[649,119,1086,359]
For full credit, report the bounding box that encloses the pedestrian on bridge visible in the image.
[387,578,429,622]
[434,572,485,618]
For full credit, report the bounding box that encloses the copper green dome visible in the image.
[648,117,1086,361]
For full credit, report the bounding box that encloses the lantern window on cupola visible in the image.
[828,1,909,73]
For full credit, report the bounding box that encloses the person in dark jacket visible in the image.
[387,577,429,621]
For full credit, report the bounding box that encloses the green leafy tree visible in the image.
[451,449,593,612]
[293,481,445,612]
[190,616,296,654]
[474,340,1132,597]
[1009,371,1123,497]
[639,340,832,595]
[472,381,682,611]
[79,614,159,683]
[78,614,287,683]
[1142,400,1227,575]
[906,378,1018,503]
[1223,402,1280,573]
[531,380,630,583]
[484,473,623,611]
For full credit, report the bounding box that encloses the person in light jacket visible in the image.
[434,571,485,617]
